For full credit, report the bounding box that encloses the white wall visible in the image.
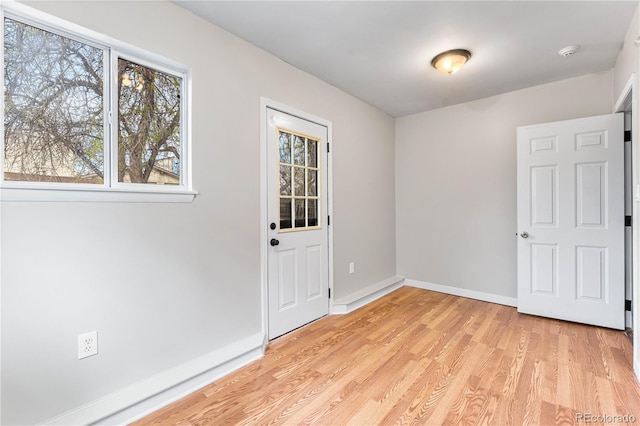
[614,5,639,101]
[396,71,614,299]
[1,1,396,424]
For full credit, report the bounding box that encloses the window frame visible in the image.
[277,127,322,233]
[110,51,189,193]
[0,1,195,202]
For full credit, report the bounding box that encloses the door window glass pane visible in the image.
[293,135,305,166]
[308,199,318,227]
[307,139,317,167]
[3,18,104,183]
[279,132,291,164]
[295,199,306,228]
[294,167,305,196]
[280,165,291,196]
[280,198,292,229]
[307,170,317,196]
[118,58,182,185]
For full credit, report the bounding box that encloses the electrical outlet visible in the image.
[78,331,98,360]
[349,262,355,274]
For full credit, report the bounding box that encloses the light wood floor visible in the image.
[134,287,640,425]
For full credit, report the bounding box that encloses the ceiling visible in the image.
[172,1,638,117]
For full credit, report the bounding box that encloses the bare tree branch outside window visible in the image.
[3,18,104,183]
[3,18,183,185]
[118,59,181,185]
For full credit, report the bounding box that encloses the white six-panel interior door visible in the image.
[517,113,625,330]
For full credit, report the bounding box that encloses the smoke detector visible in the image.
[558,45,580,57]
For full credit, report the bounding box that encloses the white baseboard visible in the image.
[332,276,404,314]
[41,332,265,426]
[405,279,517,307]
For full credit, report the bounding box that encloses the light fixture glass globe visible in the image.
[431,49,472,75]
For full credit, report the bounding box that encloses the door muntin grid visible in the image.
[278,128,321,232]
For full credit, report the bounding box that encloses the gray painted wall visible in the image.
[2,1,396,424]
[395,71,614,299]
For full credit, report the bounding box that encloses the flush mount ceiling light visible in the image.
[431,49,472,75]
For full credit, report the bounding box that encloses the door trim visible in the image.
[259,97,334,340]
[613,73,639,379]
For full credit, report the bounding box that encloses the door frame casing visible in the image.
[613,73,639,379]
[259,98,334,340]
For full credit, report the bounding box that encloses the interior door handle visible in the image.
[270,238,280,246]
[520,232,529,238]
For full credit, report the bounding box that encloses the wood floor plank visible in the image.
[470,303,500,344]
[386,335,477,424]
[540,401,575,426]
[540,359,558,405]
[133,287,640,426]
[374,356,442,424]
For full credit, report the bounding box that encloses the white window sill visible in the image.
[0,186,197,203]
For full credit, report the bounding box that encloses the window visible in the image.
[1,6,192,201]
[278,129,320,231]
[116,58,182,186]
[4,18,105,184]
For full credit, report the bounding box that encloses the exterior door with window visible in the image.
[517,113,624,329]
[266,108,329,339]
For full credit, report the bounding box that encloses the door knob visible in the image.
[520,231,529,238]
[270,238,280,246]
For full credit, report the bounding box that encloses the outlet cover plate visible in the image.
[78,330,98,360]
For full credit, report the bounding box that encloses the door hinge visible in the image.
[626,215,632,227]
[626,299,632,311]
[328,288,331,299]
[625,130,632,143]
[327,142,330,153]
[328,215,330,226]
